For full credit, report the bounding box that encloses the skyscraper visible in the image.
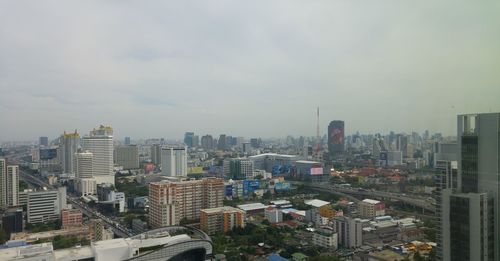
[124,137,131,145]
[82,125,114,185]
[150,144,162,166]
[74,151,95,196]
[6,165,19,207]
[114,145,139,170]
[0,158,6,208]
[328,121,345,156]
[60,130,80,174]
[218,134,227,150]
[0,159,19,208]
[441,113,500,261]
[39,136,49,147]
[161,146,188,176]
[201,135,214,151]
[184,132,194,147]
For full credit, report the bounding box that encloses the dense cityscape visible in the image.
[2,1,500,261]
[0,112,497,261]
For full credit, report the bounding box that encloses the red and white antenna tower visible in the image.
[315,106,322,159]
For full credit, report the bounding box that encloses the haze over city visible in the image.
[1,0,500,141]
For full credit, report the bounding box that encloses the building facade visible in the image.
[441,113,500,261]
[82,126,114,185]
[200,206,245,235]
[61,209,83,228]
[60,131,80,174]
[114,145,139,170]
[328,120,345,156]
[27,187,67,224]
[313,227,338,249]
[149,178,224,228]
[161,147,188,176]
[358,199,385,218]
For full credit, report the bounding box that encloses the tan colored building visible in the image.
[149,178,224,228]
[358,199,385,218]
[200,206,245,235]
[61,209,83,229]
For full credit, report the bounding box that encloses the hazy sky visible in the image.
[1,1,500,141]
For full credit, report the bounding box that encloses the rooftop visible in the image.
[237,203,268,211]
[362,199,381,205]
[269,200,291,205]
[201,206,245,214]
[305,199,330,208]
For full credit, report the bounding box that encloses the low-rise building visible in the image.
[27,187,67,224]
[265,207,283,224]
[61,209,83,228]
[358,199,385,218]
[312,226,338,249]
[200,206,245,235]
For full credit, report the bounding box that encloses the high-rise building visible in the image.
[250,138,261,148]
[184,132,194,147]
[74,151,95,196]
[0,159,19,208]
[218,134,227,150]
[27,187,67,224]
[82,126,114,185]
[6,165,19,207]
[60,131,80,174]
[0,158,6,208]
[200,206,245,235]
[149,178,224,228]
[2,207,23,237]
[150,144,162,166]
[441,113,500,261]
[161,147,187,176]
[223,158,254,180]
[124,137,131,145]
[193,135,199,148]
[201,135,214,151]
[328,121,345,156]
[114,145,139,170]
[334,216,363,248]
[39,136,49,147]
[396,134,409,157]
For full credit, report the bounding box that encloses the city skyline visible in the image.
[1,1,500,140]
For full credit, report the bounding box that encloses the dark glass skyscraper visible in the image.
[184,132,194,147]
[327,120,345,156]
[441,113,500,261]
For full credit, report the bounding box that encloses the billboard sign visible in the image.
[331,127,344,145]
[310,167,323,175]
[243,180,260,195]
[272,164,293,176]
[225,185,233,197]
[275,182,291,191]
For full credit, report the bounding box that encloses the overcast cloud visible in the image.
[1,1,500,141]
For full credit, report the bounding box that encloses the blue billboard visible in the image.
[272,164,293,176]
[225,185,233,197]
[243,180,260,195]
[274,182,291,191]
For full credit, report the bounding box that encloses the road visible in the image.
[19,170,132,238]
[292,181,436,213]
